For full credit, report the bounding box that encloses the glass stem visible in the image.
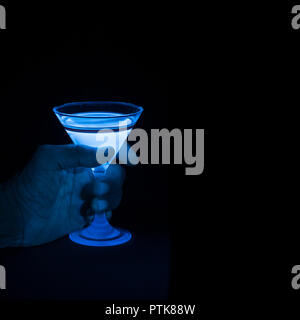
[78,165,121,240]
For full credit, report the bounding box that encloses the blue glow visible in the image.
[65,113,133,162]
[53,102,143,247]
[69,212,132,247]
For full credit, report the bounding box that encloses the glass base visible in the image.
[69,228,132,247]
[69,212,132,247]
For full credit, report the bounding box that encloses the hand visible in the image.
[0,144,125,247]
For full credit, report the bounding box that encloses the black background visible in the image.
[283,2,300,315]
[0,0,212,313]
[0,1,295,316]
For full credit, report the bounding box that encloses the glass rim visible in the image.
[53,101,144,119]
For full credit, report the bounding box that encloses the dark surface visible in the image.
[0,231,170,300]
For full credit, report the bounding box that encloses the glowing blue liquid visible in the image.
[63,112,133,164]
[66,129,132,155]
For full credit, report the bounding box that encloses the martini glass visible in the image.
[53,101,143,246]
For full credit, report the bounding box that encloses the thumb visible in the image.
[37,144,101,169]
[55,145,101,169]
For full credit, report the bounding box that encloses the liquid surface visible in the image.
[62,112,133,130]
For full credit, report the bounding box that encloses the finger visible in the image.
[93,181,110,197]
[60,145,114,169]
[99,164,126,187]
[36,144,107,170]
[81,181,110,201]
[91,198,109,212]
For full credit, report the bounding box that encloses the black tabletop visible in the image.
[0,232,170,300]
